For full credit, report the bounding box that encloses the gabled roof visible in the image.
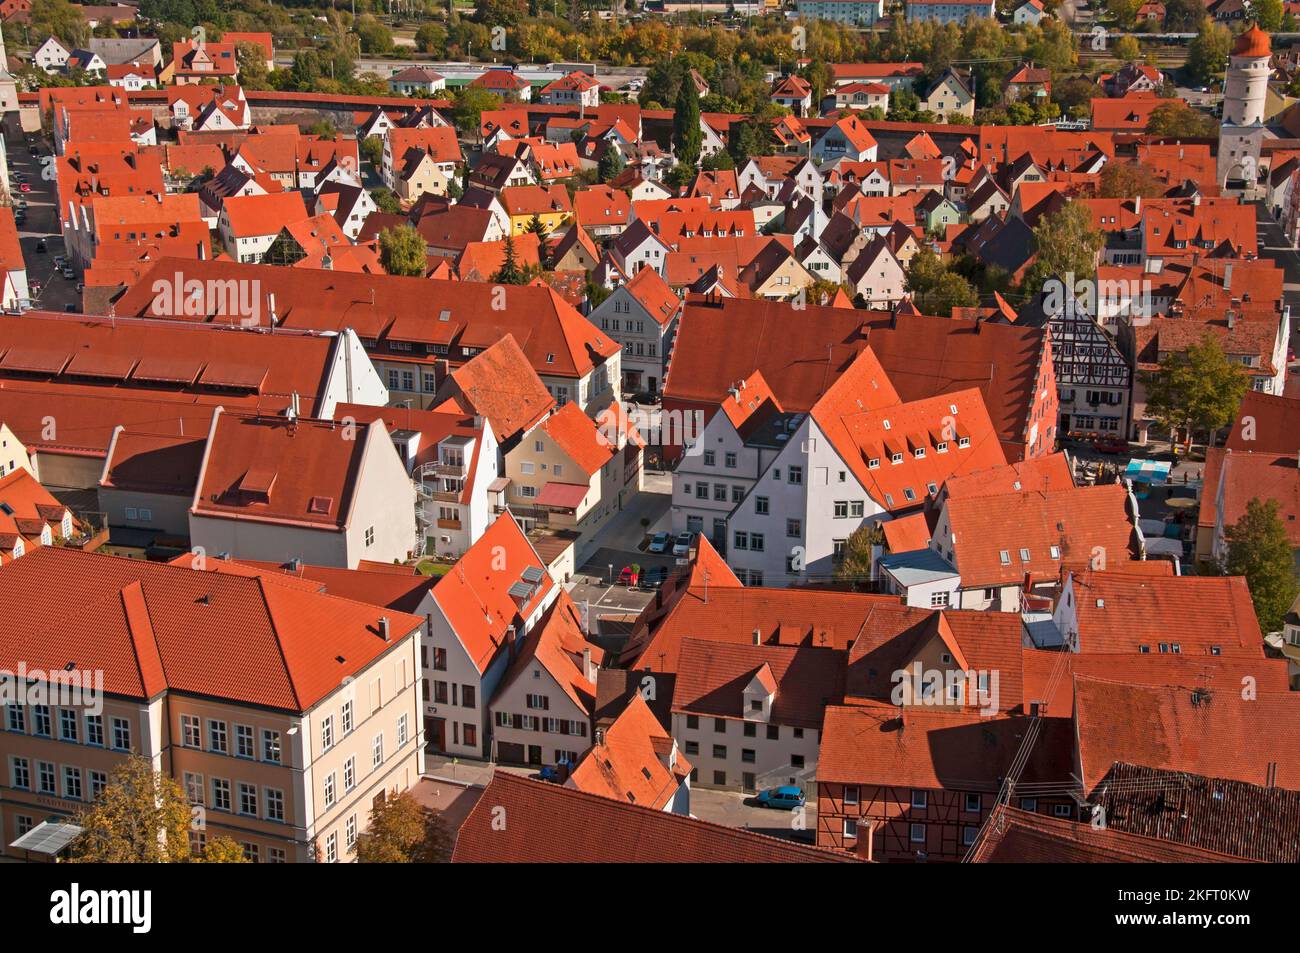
[438,333,555,442]
[943,452,1074,500]
[495,589,601,714]
[673,638,846,729]
[566,694,687,809]
[453,771,855,862]
[431,511,554,674]
[192,411,375,530]
[540,401,616,476]
[221,190,308,238]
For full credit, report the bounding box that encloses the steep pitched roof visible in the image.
[566,694,687,809]
[430,512,554,673]
[438,333,556,441]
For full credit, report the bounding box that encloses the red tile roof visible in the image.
[942,452,1074,500]
[453,771,855,862]
[945,483,1136,587]
[540,401,616,476]
[437,333,555,441]
[672,638,846,728]
[221,191,309,238]
[496,589,601,713]
[0,546,423,710]
[567,693,686,809]
[1075,676,1300,791]
[111,259,619,381]
[1065,569,1265,656]
[192,411,375,530]
[818,701,1074,790]
[430,512,554,673]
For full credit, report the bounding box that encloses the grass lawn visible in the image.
[415,559,453,577]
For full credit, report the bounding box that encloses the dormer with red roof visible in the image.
[189,408,417,569]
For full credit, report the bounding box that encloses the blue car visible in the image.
[755,786,805,810]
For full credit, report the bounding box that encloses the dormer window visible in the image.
[958,436,970,448]
[914,448,925,458]
[936,442,948,453]
[868,458,880,469]
[891,452,903,464]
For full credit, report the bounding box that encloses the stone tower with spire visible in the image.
[1217,23,1272,196]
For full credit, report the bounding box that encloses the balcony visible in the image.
[430,460,466,477]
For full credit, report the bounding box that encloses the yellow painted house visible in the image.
[500,184,573,236]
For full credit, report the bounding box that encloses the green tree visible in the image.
[525,212,549,242]
[1145,100,1217,137]
[360,135,384,169]
[1021,203,1104,296]
[1113,35,1141,64]
[1144,334,1248,450]
[905,246,979,316]
[452,86,503,138]
[193,837,252,863]
[415,23,448,54]
[492,233,527,284]
[1187,20,1232,86]
[69,756,193,863]
[673,69,703,168]
[235,41,270,90]
[1223,498,1299,633]
[597,146,625,183]
[355,15,394,55]
[29,0,90,46]
[1255,0,1285,32]
[354,791,453,862]
[379,225,427,276]
[371,187,401,214]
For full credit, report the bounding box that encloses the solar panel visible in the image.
[521,566,545,583]
[507,581,533,600]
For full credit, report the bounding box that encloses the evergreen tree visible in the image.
[673,68,702,169]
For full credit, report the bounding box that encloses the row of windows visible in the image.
[683,742,808,769]
[189,831,287,863]
[6,706,131,750]
[10,756,107,802]
[682,716,812,742]
[494,711,588,736]
[425,680,476,708]
[183,771,286,822]
[181,714,281,763]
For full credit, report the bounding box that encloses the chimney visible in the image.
[378,616,390,641]
[582,646,596,682]
[595,727,605,747]
[752,628,761,646]
[506,625,517,661]
[1133,194,1141,215]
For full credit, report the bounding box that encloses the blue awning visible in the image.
[1124,458,1172,484]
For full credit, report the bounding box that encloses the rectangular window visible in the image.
[373,733,384,767]
[344,757,356,791]
[239,783,257,816]
[33,705,50,737]
[111,717,131,751]
[6,705,23,733]
[212,778,231,812]
[63,766,82,800]
[342,701,354,736]
[208,719,227,754]
[181,714,201,748]
[59,708,78,742]
[10,756,29,790]
[324,773,336,808]
[235,724,255,759]
[321,716,334,751]
[262,729,281,763]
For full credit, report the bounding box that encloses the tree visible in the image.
[1187,20,1232,86]
[234,41,270,90]
[1144,334,1248,450]
[492,233,527,284]
[355,791,453,862]
[193,837,252,863]
[70,756,193,863]
[597,146,625,183]
[905,246,979,316]
[833,523,880,587]
[1223,498,1300,633]
[525,213,549,242]
[370,187,401,214]
[29,0,90,47]
[355,15,394,55]
[415,23,448,54]
[360,135,384,169]
[1097,161,1164,199]
[1113,35,1141,64]
[1255,0,1285,32]
[1020,203,1104,296]
[673,68,703,169]
[379,225,427,277]
[452,86,503,139]
[1145,100,1217,138]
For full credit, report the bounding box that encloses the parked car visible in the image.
[672,532,694,557]
[617,563,640,587]
[647,531,671,554]
[18,183,30,192]
[640,565,668,590]
[62,267,74,279]
[754,786,806,810]
[1092,436,1128,455]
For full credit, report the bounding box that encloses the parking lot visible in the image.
[689,787,819,844]
[7,132,80,312]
